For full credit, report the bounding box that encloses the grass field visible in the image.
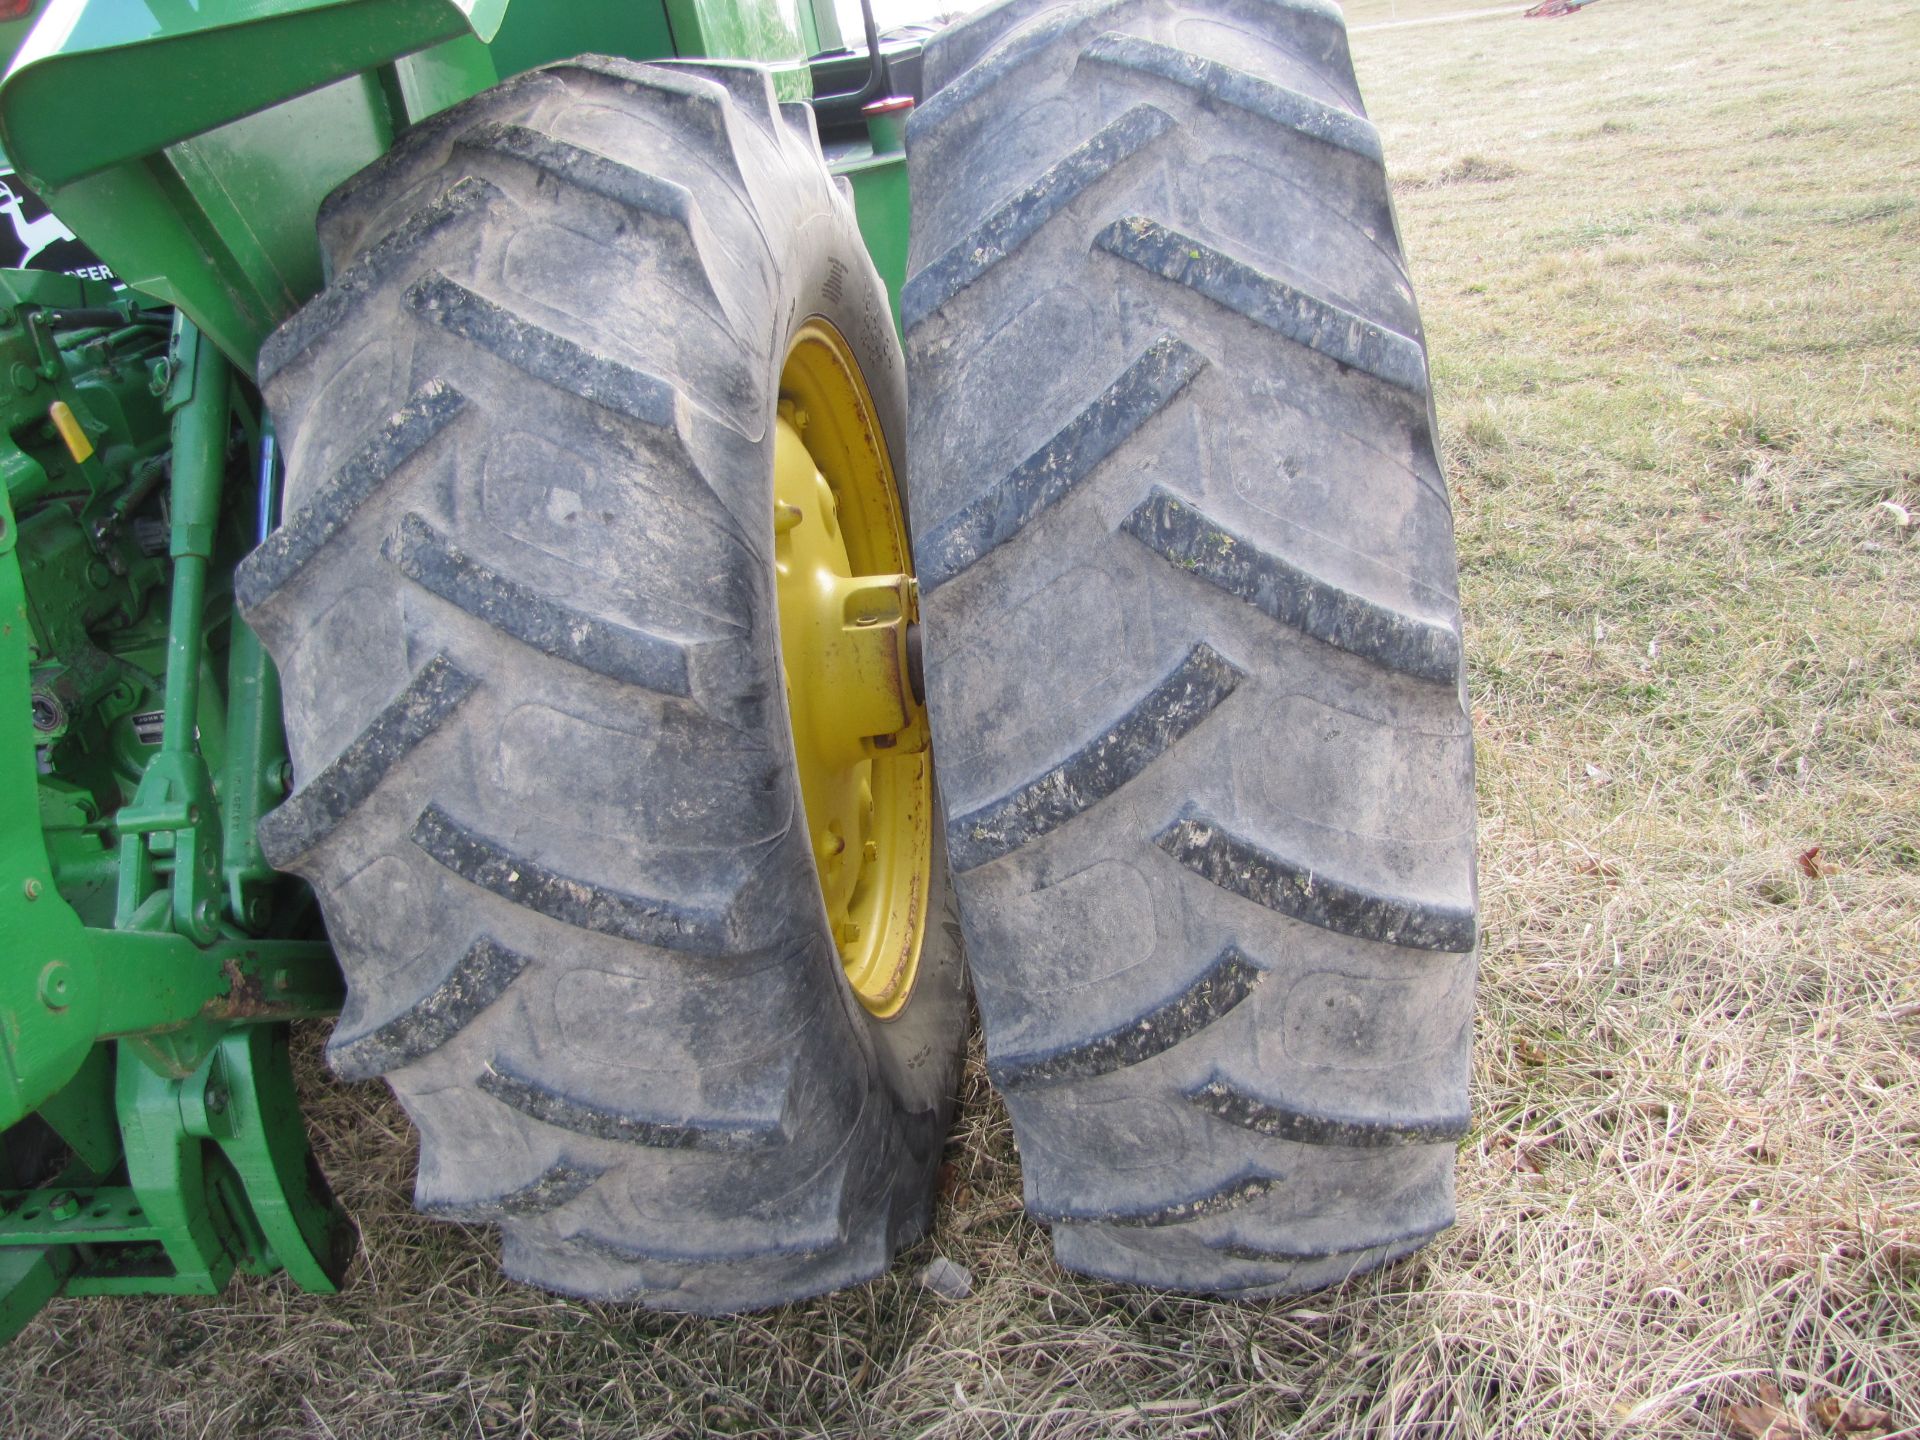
[6,0,1918,1434]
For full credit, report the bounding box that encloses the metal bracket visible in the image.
[0,1028,355,1341]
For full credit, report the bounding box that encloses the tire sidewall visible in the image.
[771,181,966,1131]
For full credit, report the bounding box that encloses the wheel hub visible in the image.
[774,322,931,1019]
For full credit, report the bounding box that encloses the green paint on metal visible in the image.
[665,0,815,98]
[0,0,509,189]
[0,3,501,371]
[485,0,674,80]
[30,1044,117,1174]
[108,1041,235,1293]
[202,1026,353,1292]
[2,286,344,1336]
[24,74,418,372]
[386,34,500,123]
[0,1038,351,1315]
[220,614,287,933]
[0,1248,66,1346]
[111,319,227,945]
[0,920,341,1123]
[830,108,911,332]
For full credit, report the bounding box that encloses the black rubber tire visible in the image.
[235,56,965,1313]
[902,0,1478,1295]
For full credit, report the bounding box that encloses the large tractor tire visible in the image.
[236,57,965,1312]
[902,0,1478,1294]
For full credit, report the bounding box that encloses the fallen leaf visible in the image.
[1513,1037,1551,1066]
[1725,1383,1805,1440]
[1585,762,1614,785]
[1813,1395,1894,1434]
[1798,846,1833,878]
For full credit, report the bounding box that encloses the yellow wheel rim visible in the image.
[774,319,931,1019]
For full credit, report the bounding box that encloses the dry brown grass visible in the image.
[6,0,1918,1433]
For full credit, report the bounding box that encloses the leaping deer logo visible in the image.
[0,179,75,267]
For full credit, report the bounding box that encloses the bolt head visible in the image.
[37,960,70,1010]
[47,1192,80,1222]
[23,877,42,900]
[203,1084,230,1115]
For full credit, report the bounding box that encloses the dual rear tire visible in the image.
[249,0,1475,1309]
[241,57,963,1312]
[904,0,1478,1295]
